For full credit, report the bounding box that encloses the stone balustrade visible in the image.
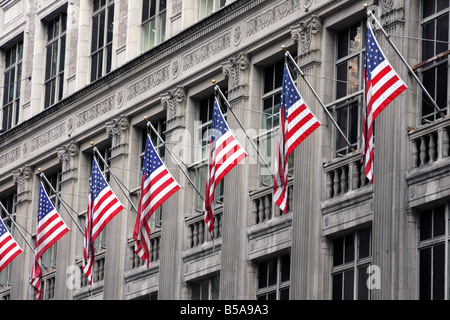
[186,205,223,249]
[128,230,161,270]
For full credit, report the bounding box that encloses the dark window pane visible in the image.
[437,0,449,12]
[336,62,347,99]
[359,229,371,259]
[268,258,277,286]
[433,205,445,237]
[280,254,290,282]
[343,269,354,300]
[267,292,276,300]
[280,288,289,300]
[419,247,432,300]
[333,237,344,266]
[357,265,369,300]
[332,273,342,300]
[264,65,274,94]
[348,102,359,145]
[142,0,149,21]
[258,261,267,288]
[422,21,435,61]
[436,14,449,55]
[423,0,435,19]
[160,0,167,11]
[337,29,348,59]
[436,63,448,111]
[92,15,99,52]
[344,234,354,263]
[420,210,433,241]
[433,243,445,300]
[274,60,284,89]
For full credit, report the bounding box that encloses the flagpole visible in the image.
[364,4,445,118]
[145,117,204,201]
[91,144,139,213]
[213,83,275,177]
[283,48,356,153]
[39,171,84,236]
[0,201,35,253]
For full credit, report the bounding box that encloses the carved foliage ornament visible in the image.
[223,53,249,90]
[162,87,186,120]
[106,115,129,147]
[57,141,79,173]
[13,166,32,194]
[294,15,322,54]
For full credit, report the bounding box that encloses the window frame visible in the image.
[256,253,291,300]
[141,0,167,52]
[419,0,449,124]
[44,13,67,109]
[196,0,226,21]
[2,40,23,131]
[331,228,372,300]
[90,0,114,82]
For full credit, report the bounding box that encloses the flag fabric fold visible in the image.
[83,157,124,285]
[133,134,180,267]
[361,21,407,183]
[203,97,247,237]
[30,182,70,300]
[273,62,321,212]
[0,216,22,273]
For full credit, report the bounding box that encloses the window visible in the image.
[197,0,226,21]
[2,40,23,131]
[193,93,227,210]
[44,13,67,108]
[91,0,114,82]
[191,274,220,300]
[141,0,166,52]
[331,228,372,300]
[256,253,290,300]
[257,60,294,186]
[332,21,365,156]
[420,0,449,123]
[418,204,449,300]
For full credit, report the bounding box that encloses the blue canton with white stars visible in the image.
[210,98,229,146]
[281,64,301,120]
[143,134,163,179]
[90,158,109,199]
[38,183,56,221]
[0,217,9,237]
[365,23,386,81]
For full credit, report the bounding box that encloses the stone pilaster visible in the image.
[54,141,82,299]
[10,166,33,300]
[103,115,130,300]
[219,52,251,299]
[289,16,327,299]
[159,86,186,299]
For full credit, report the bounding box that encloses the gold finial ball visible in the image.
[90,141,94,146]
[212,79,216,84]
[38,168,42,172]
[282,45,287,50]
[144,116,148,121]
[363,3,368,9]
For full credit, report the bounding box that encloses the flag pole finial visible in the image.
[212,79,216,84]
[363,3,368,9]
[281,45,287,51]
[90,141,94,146]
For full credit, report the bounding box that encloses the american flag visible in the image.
[30,182,69,300]
[83,157,124,284]
[203,97,247,236]
[133,134,180,267]
[0,216,22,273]
[273,62,321,212]
[361,21,407,182]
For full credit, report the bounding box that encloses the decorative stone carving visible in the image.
[13,166,32,195]
[106,115,129,148]
[380,0,394,13]
[162,87,186,130]
[222,52,249,91]
[291,15,322,59]
[57,141,79,173]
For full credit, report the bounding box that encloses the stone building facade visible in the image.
[0,0,449,300]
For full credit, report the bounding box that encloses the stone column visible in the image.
[10,166,34,300]
[219,52,252,299]
[158,87,187,299]
[54,141,82,299]
[288,15,328,300]
[103,115,130,299]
